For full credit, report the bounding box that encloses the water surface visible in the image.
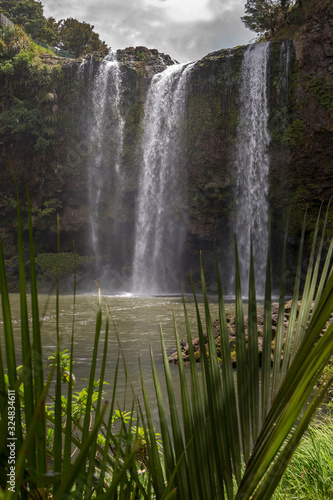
[6,294,233,425]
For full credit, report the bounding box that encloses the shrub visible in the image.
[35,252,95,280]
[0,25,31,60]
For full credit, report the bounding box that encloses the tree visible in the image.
[241,0,281,35]
[0,2,107,55]
[241,0,295,36]
[0,0,46,40]
[57,18,107,58]
[36,16,60,46]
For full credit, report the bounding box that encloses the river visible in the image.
[6,293,235,427]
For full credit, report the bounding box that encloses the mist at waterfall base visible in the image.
[76,43,286,298]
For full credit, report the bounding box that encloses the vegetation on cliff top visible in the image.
[0,0,107,57]
[242,0,330,39]
[0,25,65,157]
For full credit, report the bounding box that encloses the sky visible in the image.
[41,0,255,63]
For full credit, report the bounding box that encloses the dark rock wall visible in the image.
[183,47,244,288]
[268,2,333,285]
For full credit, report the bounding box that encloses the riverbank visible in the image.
[168,300,333,364]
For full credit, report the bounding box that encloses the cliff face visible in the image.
[182,47,244,285]
[268,0,333,280]
[0,47,173,261]
[0,1,332,290]
[182,1,333,287]
[289,0,333,210]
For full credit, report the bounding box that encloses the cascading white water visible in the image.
[87,51,125,266]
[235,42,271,296]
[132,62,194,294]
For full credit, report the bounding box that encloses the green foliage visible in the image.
[0,1,107,56]
[0,24,30,59]
[284,0,323,27]
[12,46,33,69]
[30,39,56,55]
[57,17,108,58]
[33,135,52,153]
[242,0,286,35]
[0,58,13,74]
[35,16,59,46]
[0,98,43,135]
[2,195,16,208]
[35,252,95,279]
[139,204,333,499]
[0,37,63,154]
[274,409,333,498]
[31,198,62,222]
[135,50,148,62]
[0,176,144,497]
[284,118,306,146]
[241,0,299,36]
[0,0,53,43]
[308,75,333,113]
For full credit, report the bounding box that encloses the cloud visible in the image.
[143,0,214,23]
[42,0,253,62]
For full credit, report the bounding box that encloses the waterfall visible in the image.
[132,62,194,294]
[87,51,125,269]
[235,42,271,296]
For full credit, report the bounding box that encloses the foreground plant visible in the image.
[0,171,332,499]
[138,204,333,499]
[273,402,333,499]
[0,176,143,499]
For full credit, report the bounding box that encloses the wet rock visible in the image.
[168,301,333,365]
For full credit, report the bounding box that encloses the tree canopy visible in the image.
[0,0,108,56]
[241,0,303,36]
[57,18,107,58]
[0,0,46,40]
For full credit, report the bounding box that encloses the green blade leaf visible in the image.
[25,180,46,473]
[181,290,214,500]
[139,360,165,497]
[159,324,190,499]
[248,237,259,443]
[261,227,272,422]
[53,403,108,500]
[150,339,175,482]
[199,254,233,498]
[53,215,62,492]
[63,239,77,474]
[235,237,251,462]
[215,248,242,483]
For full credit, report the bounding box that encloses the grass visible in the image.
[30,40,56,57]
[274,404,333,499]
[0,171,332,498]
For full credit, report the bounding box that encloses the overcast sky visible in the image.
[42,0,255,63]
